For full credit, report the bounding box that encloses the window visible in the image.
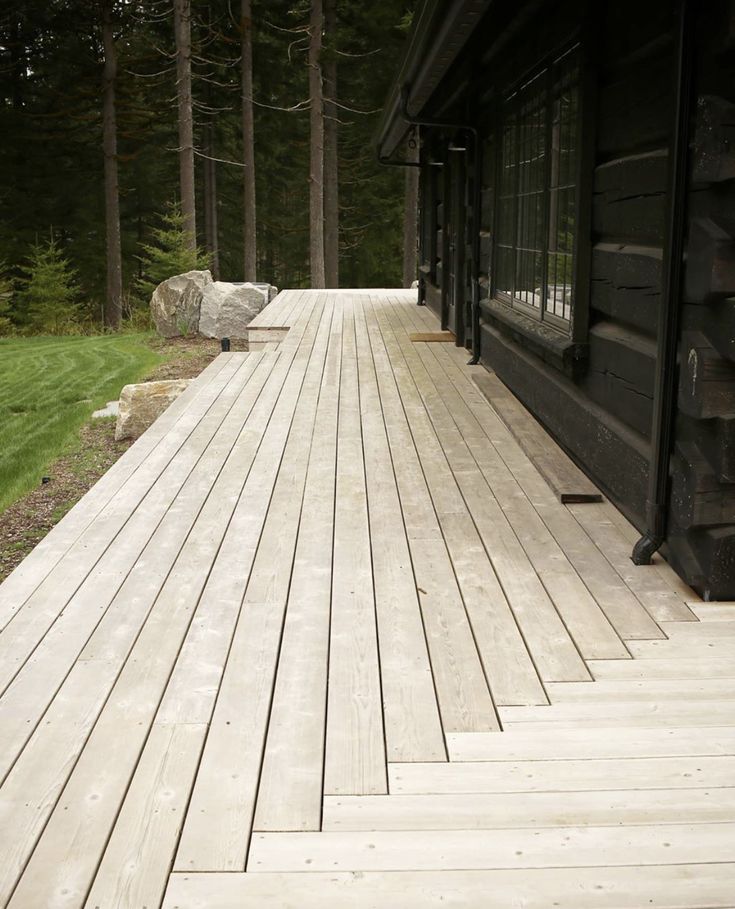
[494,47,580,328]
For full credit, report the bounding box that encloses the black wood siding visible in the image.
[414,0,735,595]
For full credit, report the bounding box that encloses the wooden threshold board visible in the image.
[409,331,455,342]
[472,370,603,504]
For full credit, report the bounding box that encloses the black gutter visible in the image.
[375,0,493,161]
[632,0,694,565]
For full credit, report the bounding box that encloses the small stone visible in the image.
[114,380,190,441]
[92,400,119,419]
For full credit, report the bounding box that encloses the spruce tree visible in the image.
[18,236,80,334]
[135,203,209,304]
[0,259,14,335]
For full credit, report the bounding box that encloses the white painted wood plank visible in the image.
[85,723,206,909]
[352,300,446,758]
[322,787,735,831]
[389,755,735,793]
[447,726,735,761]
[162,864,735,909]
[252,299,342,831]
[324,298,387,795]
[249,823,735,871]
[589,657,735,680]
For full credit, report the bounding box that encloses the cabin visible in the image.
[377,0,735,599]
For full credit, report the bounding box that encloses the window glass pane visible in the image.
[547,51,578,322]
[495,46,579,327]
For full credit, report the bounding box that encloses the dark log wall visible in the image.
[580,0,676,451]
[471,0,674,516]
[668,0,735,598]
[413,0,735,594]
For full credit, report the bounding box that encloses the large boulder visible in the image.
[198,281,269,339]
[115,379,190,441]
[150,270,213,338]
[252,282,279,302]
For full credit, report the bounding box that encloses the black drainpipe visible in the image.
[379,85,483,366]
[377,128,439,307]
[632,0,694,565]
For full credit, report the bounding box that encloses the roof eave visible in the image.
[376,0,493,160]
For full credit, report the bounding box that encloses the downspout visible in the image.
[377,130,440,306]
[632,0,694,565]
[395,85,483,365]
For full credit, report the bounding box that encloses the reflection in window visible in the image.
[495,48,579,327]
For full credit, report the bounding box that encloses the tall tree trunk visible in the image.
[101,0,122,329]
[402,140,419,288]
[241,0,257,281]
[308,0,325,288]
[323,0,338,288]
[174,0,196,249]
[203,125,220,278]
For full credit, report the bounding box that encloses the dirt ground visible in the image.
[0,334,245,583]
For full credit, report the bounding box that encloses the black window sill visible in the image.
[480,297,588,378]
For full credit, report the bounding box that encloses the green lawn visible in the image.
[0,334,163,513]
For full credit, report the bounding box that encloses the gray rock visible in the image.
[115,379,190,441]
[232,282,278,302]
[150,270,213,338]
[198,281,268,339]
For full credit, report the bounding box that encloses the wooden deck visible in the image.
[1,289,733,908]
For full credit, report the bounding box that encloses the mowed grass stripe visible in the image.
[0,334,163,512]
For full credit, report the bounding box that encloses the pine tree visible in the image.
[308,0,326,287]
[173,0,197,250]
[101,0,123,329]
[0,259,14,335]
[18,235,80,334]
[135,203,209,304]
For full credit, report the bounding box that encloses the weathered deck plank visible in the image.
[0,289,731,909]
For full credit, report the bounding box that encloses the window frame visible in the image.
[491,44,584,338]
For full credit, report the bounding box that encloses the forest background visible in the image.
[0,0,416,333]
